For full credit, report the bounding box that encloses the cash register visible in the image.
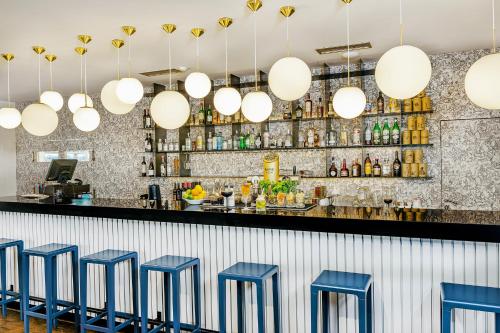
[42,159,90,199]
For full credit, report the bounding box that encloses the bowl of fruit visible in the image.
[182,185,207,205]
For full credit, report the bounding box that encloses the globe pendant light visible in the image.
[213,17,242,116]
[269,6,311,101]
[375,0,431,99]
[22,46,59,136]
[68,40,93,113]
[465,0,500,110]
[101,39,136,114]
[116,26,144,104]
[241,0,273,123]
[150,24,190,130]
[40,54,64,111]
[185,28,212,99]
[333,0,366,120]
[73,35,100,132]
[0,53,21,129]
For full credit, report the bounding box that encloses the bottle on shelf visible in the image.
[255,132,262,149]
[217,132,223,150]
[328,123,337,147]
[364,121,372,145]
[373,158,382,177]
[185,132,192,151]
[233,131,239,150]
[305,93,313,118]
[157,138,163,152]
[148,158,155,177]
[377,91,385,113]
[172,183,178,202]
[295,103,303,119]
[382,119,391,145]
[329,157,338,177]
[285,129,293,148]
[160,155,167,177]
[145,133,153,152]
[393,151,402,177]
[352,125,362,146]
[340,125,348,146]
[249,129,256,149]
[196,134,203,151]
[263,126,270,149]
[373,120,382,145]
[143,109,148,128]
[283,103,292,120]
[382,157,391,177]
[244,130,251,149]
[207,132,213,151]
[364,153,372,177]
[206,104,213,125]
[392,119,401,144]
[317,97,324,118]
[239,131,246,150]
[141,156,147,177]
[327,92,335,117]
[340,159,350,177]
[198,104,205,125]
[352,159,361,177]
[297,129,305,148]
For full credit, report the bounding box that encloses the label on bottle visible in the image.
[365,129,372,145]
[373,131,381,145]
[352,129,361,146]
[340,169,348,177]
[161,165,166,177]
[148,169,154,177]
[330,169,337,177]
[141,165,146,175]
[373,166,381,176]
[392,130,400,144]
[146,117,151,128]
[382,129,390,144]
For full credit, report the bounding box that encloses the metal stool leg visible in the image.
[80,262,88,333]
[0,249,6,318]
[237,281,245,333]
[367,285,373,333]
[272,273,280,333]
[164,272,171,330]
[140,267,148,333]
[51,256,58,328]
[172,272,181,333]
[495,312,499,333]
[23,253,30,333]
[45,257,54,333]
[106,264,116,332]
[131,256,139,333]
[71,248,79,333]
[193,264,201,330]
[441,304,452,333]
[256,281,266,333]
[17,243,24,320]
[321,291,329,333]
[311,287,319,333]
[358,295,368,333]
[218,276,227,333]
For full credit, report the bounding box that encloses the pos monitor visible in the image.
[45,159,78,183]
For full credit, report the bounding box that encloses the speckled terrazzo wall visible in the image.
[15,49,499,210]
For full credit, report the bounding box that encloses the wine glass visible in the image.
[240,182,252,211]
[382,185,394,215]
[221,184,234,208]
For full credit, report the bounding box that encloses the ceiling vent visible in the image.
[316,42,372,55]
[140,68,186,77]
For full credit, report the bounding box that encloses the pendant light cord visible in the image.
[493,0,496,53]
[84,51,88,107]
[399,0,404,46]
[37,54,41,101]
[225,27,229,87]
[128,35,132,78]
[286,17,291,57]
[7,61,10,106]
[196,37,200,71]
[80,54,83,94]
[253,11,258,91]
[347,3,351,86]
[168,33,172,90]
[49,61,53,90]
[116,47,121,80]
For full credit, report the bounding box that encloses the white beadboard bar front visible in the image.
[1,211,499,333]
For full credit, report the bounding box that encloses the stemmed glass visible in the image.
[382,185,394,216]
[240,182,252,211]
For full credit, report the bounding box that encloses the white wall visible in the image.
[0,127,17,196]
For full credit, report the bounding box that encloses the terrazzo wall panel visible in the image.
[15,49,499,210]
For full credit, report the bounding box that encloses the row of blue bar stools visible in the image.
[218,262,280,333]
[22,243,79,333]
[80,249,139,333]
[311,270,373,333]
[140,255,201,333]
[441,282,500,333]
[0,238,23,319]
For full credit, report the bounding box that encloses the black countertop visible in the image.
[0,196,498,242]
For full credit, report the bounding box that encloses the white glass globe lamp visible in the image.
[0,107,22,129]
[68,93,93,113]
[22,103,59,136]
[101,80,136,114]
[241,91,273,123]
[332,87,366,119]
[465,53,500,110]
[150,91,190,130]
[185,72,211,99]
[40,91,64,112]
[269,56,312,101]
[73,106,101,132]
[214,87,241,116]
[116,77,144,104]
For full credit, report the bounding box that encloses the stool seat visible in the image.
[24,243,75,257]
[220,262,278,280]
[0,238,22,248]
[441,283,500,312]
[142,255,198,271]
[81,249,136,264]
[312,270,372,295]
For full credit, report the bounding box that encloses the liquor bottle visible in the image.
[297,129,305,148]
[206,104,213,125]
[146,109,152,128]
[392,119,400,144]
[196,134,203,151]
[382,158,391,177]
[382,119,391,145]
[244,130,251,149]
[283,103,292,120]
[364,153,372,177]
[352,126,361,146]
[141,157,147,177]
[212,132,218,151]
[373,120,382,145]
[249,129,256,149]
[393,151,402,177]
[328,123,337,147]
[143,109,148,128]
[327,92,335,117]
[176,183,182,201]
[364,121,372,145]
[207,132,213,151]
[317,97,324,118]
[295,103,303,119]
[148,158,155,177]
[373,158,382,177]
[340,159,350,177]
[285,129,293,148]
[255,132,262,149]
[377,91,385,113]
[239,131,246,150]
[329,157,338,177]
[157,138,163,152]
[305,93,313,118]
[263,126,270,148]
[160,156,167,177]
[198,104,205,124]
[145,134,152,152]
[217,132,223,150]
[352,159,361,177]
[172,183,178,201]
[233,131,239,150]
[340,125,348,146]
[185,132,191,151]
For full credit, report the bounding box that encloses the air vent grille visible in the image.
[316,42,372,55]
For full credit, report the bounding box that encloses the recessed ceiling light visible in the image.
[140,67,189,77]
[316,42,372,55]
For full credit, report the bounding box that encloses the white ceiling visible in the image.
[0,0,496,102]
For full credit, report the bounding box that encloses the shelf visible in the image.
[137,127,155,130]
[138,175,432,180]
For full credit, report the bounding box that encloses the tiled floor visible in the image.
[0,310,79,333]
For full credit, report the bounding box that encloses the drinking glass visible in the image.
[241,182,252,210]
[382,185,394,215]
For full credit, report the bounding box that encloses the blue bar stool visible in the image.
[218,262,280,333]
[80,249,139,333]
[140,255,201,333]
[311,270,373,333]
[0,238,23,319]
[441,282,500,333]
[22,243,79,333]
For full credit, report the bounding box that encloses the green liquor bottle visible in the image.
[239,131,246,150]
[382,119,391,145]
[373,120,382,145]
[391,119,400,144]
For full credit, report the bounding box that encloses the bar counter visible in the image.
[1,196,499,332]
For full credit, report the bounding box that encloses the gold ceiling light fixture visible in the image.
[332,0,367,119]
[269,5,312,101]
[101,38,136,115]
[213,16,242,116]
[464,0,500,109]
[40,54,64,112]
[185,27,212,99]
[116,25,144,104]
[73,35,101,132]
[0,53,22,129]
[150,23,190,130]
[68,37,94,113]
[375,0,432,99]
[21,46,59,136]
[241,0,273,123]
